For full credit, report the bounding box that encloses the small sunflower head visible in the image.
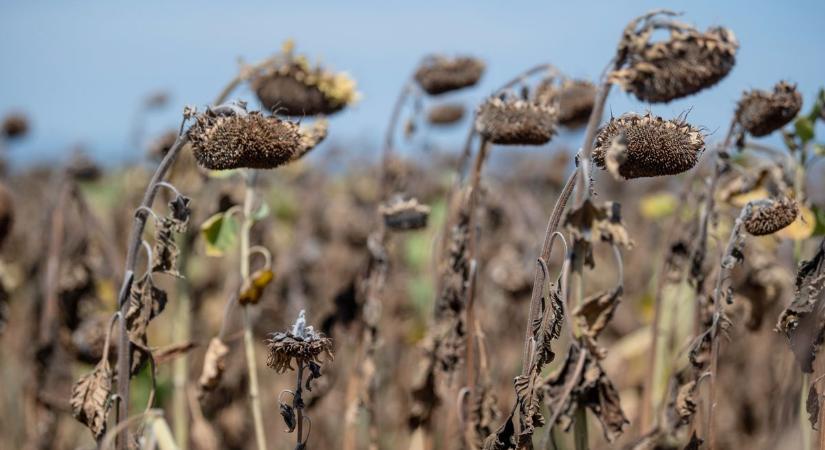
[475,95,557,146]
[736,81,803,137]
[593,112,704,179]
[265,310,333,373]
[536,79,597,127]
[252,43,359,116]
[189,103,303,170]
[610,25,738,103]
[2,113,29,139]
[379,195,431,231]
[743,198,799,236]
[414,56,485,96]
[427,103,465,126]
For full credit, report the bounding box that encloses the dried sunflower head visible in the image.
[743,197,799,236]
[536,79,596,127]
[592,112,704,179]
[379,195,431,231]
[292,119,329,161]
[414,56,485,96]
[610,25,738,103]
[189,104,303,170]
[736,81,803,137]
[2,113,28,139]
[427,103,465,126]
[475,95,557,146]
[266,310,333,373]
[252,44,359,116]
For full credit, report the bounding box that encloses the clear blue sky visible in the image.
[1,0,823,167]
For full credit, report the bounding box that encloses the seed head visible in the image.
[744,198,799,236]
[252,46,359,116]
[427,103,465,126]
[475,96,557,146]
[414,56,485,96]
[189,105,303,170]
[593,112,704,179]
[2,113,28,139]
[265,310,333,373]
[379,196,431,231]
[536,79,596,127]
[736,81,802,137]
[610,26,738,103]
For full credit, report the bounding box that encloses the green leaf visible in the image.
[808,88,825,122]
[252,202,270,221]
[795,117,815,143]
[200,212,238,257]
[813,206,825,237]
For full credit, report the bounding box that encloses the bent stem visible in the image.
[115,128,190,450]
[239,170,267,450]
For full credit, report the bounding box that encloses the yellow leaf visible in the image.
[777,205,815,240]
[239,269,275,305]
[639,192,677,220]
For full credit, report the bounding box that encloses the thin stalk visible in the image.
[239,170,267,450]
[171,235,192,449]
[116,131,190,450]
[707,205,750,450]
[295,362,306,446]
[570,246,588,450]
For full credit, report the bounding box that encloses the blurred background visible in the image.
[1,0,824,167]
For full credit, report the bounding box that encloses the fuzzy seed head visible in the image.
[610,26,738,103]
[189,109,303,170]
[593,112,704,179]
[744,198,799,236]
[736,81,803,137]
[265,314,333,373]
[475,96,557,146]
[536,79,597,127]
[414,56,485,96]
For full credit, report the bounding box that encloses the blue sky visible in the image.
[1,0,823,167]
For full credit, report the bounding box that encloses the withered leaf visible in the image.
[408,346,440,430]
[305,360,322,392]
[544,344,629,442]
[70,358,112,439]
[125,275,167,345]
[152,216,182,276]
[675,380,698,424]
[574,287,623,342]
[778,239,825,373]
[808,382,820,430]
[684,431,703,450]
[239,268,274,306]
[168,194,192,232]
[280,402,297,433]
[198,337,229,395]
[482,408,516,450]
[531,260,564,368]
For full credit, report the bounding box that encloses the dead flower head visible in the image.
[414,55,485,95]
[252,41,359,116]
[736,81,803,137]
[611,24,738,103]
[743,197,799,236]
[536,78,597,127]
[189,103,303,170]
[379,195,431,231]
[2,112,29,139]
[475,95,558,146]
[292,118,329,162]
[427,102,465,126]
[266,310,333,373]
[593,112,704,179]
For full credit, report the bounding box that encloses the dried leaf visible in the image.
[198,337,229,395]
[808,382,820,430]
[483,408,516,450]
[574,287,623,343]
[675,380,698,424]
[152,216,182,276]
[280,402,297,433]
[168,194,191,232]
[305,360,322,392]
[70,359,112,439]
[238,268,275,306]
[683,431,703,450]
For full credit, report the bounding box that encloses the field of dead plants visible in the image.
[2,7,825,450]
